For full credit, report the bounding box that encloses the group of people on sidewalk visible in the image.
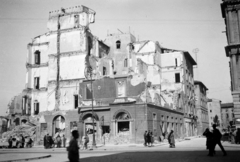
[143,130,154,147]
[203,124,227,157]
[43,133,66,149]
[229,128,240,144]
[8,134,33,148]
[143,130,175,148]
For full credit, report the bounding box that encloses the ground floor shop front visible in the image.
[79,103,184,144]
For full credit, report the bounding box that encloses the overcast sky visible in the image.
[0,0,231,116]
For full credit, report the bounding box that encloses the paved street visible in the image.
[0,137,240,162]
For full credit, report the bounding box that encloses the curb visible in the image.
[0,154,51,162]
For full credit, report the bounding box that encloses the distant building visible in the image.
[161,48,197,137]
[221,0,240,128]
[194,80,209,135]
[207,99,222,130]
[221,103,234,130]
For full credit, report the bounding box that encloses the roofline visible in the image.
[194,80,209,90]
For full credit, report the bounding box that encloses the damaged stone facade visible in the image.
[160,49,197,137]
[79,33,185,144]
[194,81,209,135]
[24,5,107,143]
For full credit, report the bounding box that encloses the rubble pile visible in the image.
[1,124,36,141]
[111,131,130,144]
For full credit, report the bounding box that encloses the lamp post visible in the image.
[90,70,96,148]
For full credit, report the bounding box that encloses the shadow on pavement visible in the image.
[79,150,239,162]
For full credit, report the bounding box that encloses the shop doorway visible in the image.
[52,115,65,137]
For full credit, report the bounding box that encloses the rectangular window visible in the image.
[103,66,106,76]
[34,77,40,89]
[124,58,128,67]
[175,73,180,83]
[175,58,178,67]
[34,50,40,64]
[34,102,39,115]
[153,113,157,136]
[116,80,126,97]
[74,95,78,109]
[86,84,93,99]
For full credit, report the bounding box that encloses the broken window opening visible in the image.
[175,73,180,83]
[34,77,40,89]
[103,66,107,76]
[102,126,110,135]
[86,84,93,99]
[124,58,128,67]
[88,37,92,56]
[74,95,78,109]
[74,15,79,28]
[34,102,39,115]
[116,40,121,49]
[118,121,129,133]
[34,50,41,65]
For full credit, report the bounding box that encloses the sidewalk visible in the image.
[0,153,51,162]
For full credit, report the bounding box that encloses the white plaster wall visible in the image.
[59,86,79,111]
[29,67,48,88]
[136,53,155,65]
[133,41,156,53]
[47,34,57,54]
[147,65,161,85]
[60,30,86,53]
[47,86,56,111]
[60,54,85,80]
[48,57,57,81]
[32,92,48,113]
[47,17,58,31]
[161,52,182,67]
[60,15,75,30]
[161,69,182,85]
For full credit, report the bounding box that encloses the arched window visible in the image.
[116,40,121,49]
[34,50,40,64]
[116,112,130,120]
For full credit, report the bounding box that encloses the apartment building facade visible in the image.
[194,80,209,135]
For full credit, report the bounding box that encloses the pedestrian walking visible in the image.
[67,130,79,162]
[8,136,12,148]
[43,134,48,149]
[212,124,227,156]
[56,135,61,148]
[236,128,240,144]
[203,128,215,156]
[150,131,154,146]
[84,134,89,149]
[168,130,175,148]
[147,130,151,147]
[62,134,66,147]
[143,131,148,146]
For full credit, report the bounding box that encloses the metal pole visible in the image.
[91,73,96,148]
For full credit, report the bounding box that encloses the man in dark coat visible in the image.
[143,131,148,146]
[168,130,175,148]
[212,124,227,156]
[67,130,79,162]
[203,128,214,156]
[43,134,47,148]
